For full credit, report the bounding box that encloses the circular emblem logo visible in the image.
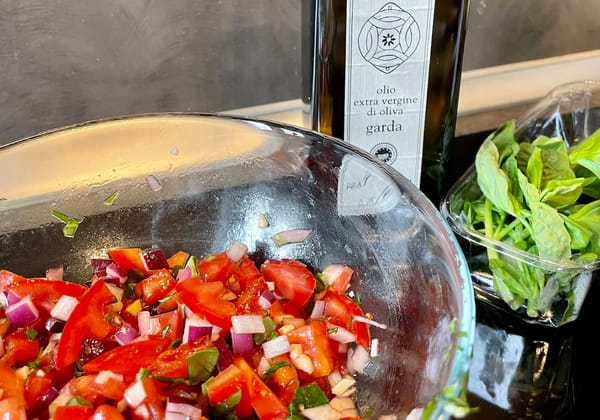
[371,142,398,164]
[358,2,421,74]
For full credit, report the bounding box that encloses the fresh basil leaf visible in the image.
[559,215,591,251]
[66,396,93,407]
[529,201,571,262]
[262,360,290,380]
[187,348,219,385]
[540,178,585,209]
[567,200,600,254]
[476,138,520,217]
[531,135,575,187]
[525,147,544,190]
[569,127,600,179]
[289,383,329,415]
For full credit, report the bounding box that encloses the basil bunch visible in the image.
[458,120,600,319]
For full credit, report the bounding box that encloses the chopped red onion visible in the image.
[231,314,265,334]
[353,315,388,330]
[213,337,234,371]
[176,266,192,282]
[45,265,64,280]
[166,396,203,419]
[327,324,356,344]
[49,295,79,321]
[143,248,169,271]
[347,344,370,375]
[115,322,139,346]
[231,331,254,354]
[0,291,8,308]
[6,296,39,327]
[105,262,128,285]
[270,229,312,246]
[310,300,325,319]
[91,258,113,277]
[95,370,124,385]
[137,311,151,336]
[182,314,216,343]
[4,291,20,305]
[225,241,248,262]
[28,385,59,414]
[258,290,277,310]
[370,338,380,358]
[124,380,147,408]
[262,335,291,359]
[145,174,162,192]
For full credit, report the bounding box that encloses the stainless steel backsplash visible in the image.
[0,0,598,145]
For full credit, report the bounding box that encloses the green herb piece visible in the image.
[288,383,329,415]
[211,389,242,417]
[314,273,327,294]
[161,324,171,338]
[25,329,38,340]
[186,255,200,277]
[62,218,80,238]
[261,361,290,380]
[327,327,339,335]
[51,210,69,223]
[104,190,119,205]
[186,348,219,385]
[136,368,151,381]
[254,316,277,345]
[66,396,93,407]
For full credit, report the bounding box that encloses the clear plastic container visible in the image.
[441,81,600,327]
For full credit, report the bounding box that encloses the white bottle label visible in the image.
[345,0,435,187]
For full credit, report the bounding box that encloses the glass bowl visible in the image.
[441,81,600,327]
[0,113,475,418]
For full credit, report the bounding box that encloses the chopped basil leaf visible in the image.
[51,210,69,223]
[26,328,38,340]
[161,324,171,338]
[104,190,119,205]
[289,383,329,415]
[315,273,327,293]
[186,255,200,277]
[210,389,242,420]
[327,327,339,335]
[254,316,276,345]
[261,360,290,380]
[63,218,81,238]
[136,368,151,381]
[66,396,93,407]
[169,338,183,349]
[187,348,219,385]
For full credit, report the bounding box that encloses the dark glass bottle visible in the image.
[302,0,469,205]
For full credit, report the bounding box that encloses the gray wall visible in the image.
[0,0,599,145]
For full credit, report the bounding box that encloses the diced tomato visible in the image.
[56,280,116,369]
[148,335,214,380]
[235,256,267,315]
[151,306,184,341]
[322,263,354,294]
[234,356,289,420]
[134,269,176,305]
[129,377,165,420]
[261,260,316,307]
[92,404,127,420]
[196,252,236,283]
[108,247,147,274]
[167,250,189,269]
[268,299,307,325]
[82,337,170,382]
[287,320,337,378]
[320,289,370,348]
[268,354,299,404]
[87,372,127,401]
[24,370,53,411]
[203,362,253,419]
[63,374,105,407]
[0,270,86,317]
[0,331,40,368]
[54,404,94,419]
[176,279,236,329]
[0,365,26,419]
[206,364,244,406]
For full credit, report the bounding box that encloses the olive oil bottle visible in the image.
[302,0,469,204]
